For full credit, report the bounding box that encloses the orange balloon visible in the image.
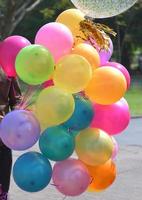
[86,159,116,191]
[85,67,127,105]
[72,43,100,70]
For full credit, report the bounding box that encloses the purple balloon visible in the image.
[91,98,130,135]
[98,39,113,65]
[0,36,31,77]
[0,110,41,150]
[88,38,113,65]
[102,62,131,89]
[52,158,90,196]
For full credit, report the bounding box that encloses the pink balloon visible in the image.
[111,137,119,160]
[42,79,54,88]
[102,62,131,89]
[0,36,31,77]
[35,22,74,62]
[52,158,90,196]
[91,98,130,135]
[99,39,113,65]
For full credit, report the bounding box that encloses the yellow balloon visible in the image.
[53,54,92,94]
[75,128,113,166]
[56,9,85,44]
[85,67,127,105]
[35,86,75,129]
[72,43,100,70]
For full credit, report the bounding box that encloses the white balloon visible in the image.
[71,0,138,18]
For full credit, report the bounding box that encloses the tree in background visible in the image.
[13,0,72,41]
[0,0,42,39]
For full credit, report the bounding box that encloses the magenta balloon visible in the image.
[35,22,74,62]
[0,110,41,150]
[0,36,31,77]
[91,98,130,135]
[111,137,119,160]
[102,62,131,89]
[52,158,90,196]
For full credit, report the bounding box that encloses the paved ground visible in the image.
[10,118,142,200]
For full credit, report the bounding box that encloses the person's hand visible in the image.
[0,115,4,120]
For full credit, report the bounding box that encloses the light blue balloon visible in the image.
[39,126,75,161]
[62,95,94,131]
[13,152,52,192]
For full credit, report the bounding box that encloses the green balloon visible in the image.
[16,45,54,85]
[39,126,75,161]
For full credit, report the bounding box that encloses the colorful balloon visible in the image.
[0,36,31,77]
[88,38,113,65]
[102,62,131,89]
[35,22,74,62]
[62,95,94,131]
[53,54,92,93]
[85,67,127,105]
[13,152,52,192]
[56,9,85,44]
[86,159,116,192]
[0,110,40,150]
[35,86,75,129]
[71,0,137,18]
[52,158,90,196]
[91,98,130,135]
[98,39,113,65]
[16,45,54,85]
[72,43,100,70]
[39,126,75,161]
[75,128,113,166]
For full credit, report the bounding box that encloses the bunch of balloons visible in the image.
[0,0,134,197]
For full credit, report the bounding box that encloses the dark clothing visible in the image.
[0,146,12,193]
[0,68,21,192]
[0,74,21,116]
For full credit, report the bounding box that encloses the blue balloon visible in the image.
[13,152,52,192]
[62,95,94,131]
[39,126,75,161]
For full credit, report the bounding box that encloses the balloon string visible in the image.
[18,86,35,109]
[18,85,41,110]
